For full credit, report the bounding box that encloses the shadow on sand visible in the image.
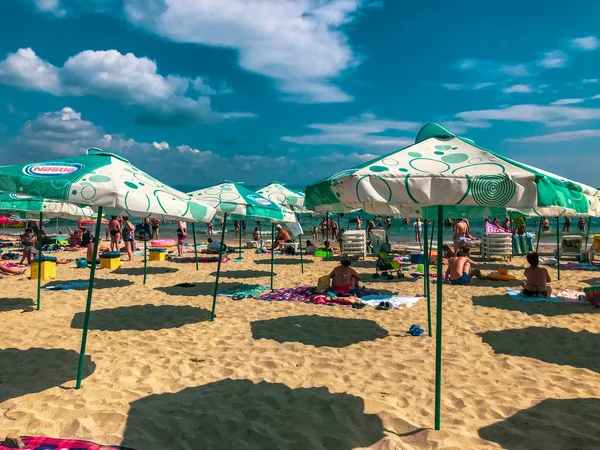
[209,270,274,278]
[0,348,95,404]
[121,379,385,450]
[479,326,600,373]
[254,258,313,266]
[114,267,179,276]
[479,398,600,450]
[0,297,34,312]
[251,315,388,348]
[473,294,597,317]
[43,278,134,290]
[71,305,211,331]
[156,282,244,297]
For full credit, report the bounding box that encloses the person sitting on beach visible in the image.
[446,247,482,285]
[329,258,362,295]
[68,229,82,246]
[502,217,511,230]
[275,225,291,250]
[207,237,227,253]
[0,262,27,275]
[252,227,260,242]
[304,240,317,255]
[442,244,454,259]
[523,252,552,298]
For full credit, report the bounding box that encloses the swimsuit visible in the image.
[110,230,119,236]
[450,272,469,286]
[523,289,546,298]
[333,284,351,295]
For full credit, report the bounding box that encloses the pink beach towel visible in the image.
[484,224,510,233]
[0,436,131,449]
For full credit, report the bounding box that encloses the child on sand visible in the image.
[523,252,552,298]
[329,258,362,295]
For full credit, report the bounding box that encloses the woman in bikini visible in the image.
[121,217,135,261]
[176,220,187,257]
[108,216,121,252]
[523,252,552,298]
[329,259,362,295]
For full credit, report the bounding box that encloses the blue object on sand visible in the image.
[408,324,424,336]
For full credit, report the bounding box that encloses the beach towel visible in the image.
[556,290,586,303]
[485,224,510,234]
[361,294,422,309]
[45,281,92,291]
[219,284,269,298]
[183,257,229,263]
[506,288,561,302]
[259,286,356,306]
[0,436,131,450]
[559,261,598,271]
[512,234,533,256]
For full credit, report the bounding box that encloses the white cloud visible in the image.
[33,0,66,17]
[537,50,568,68]
[509,129,600,143]
[441,83,463,91]
[582,78,598,84]
[457,104,600,126]
[0,48,248,126]
[500,64,529,77]
[550,98,585,105]
[592,94,600,100]
[281,113,418,147]
[119,0,376,103]
[316,151,378,163]
[439,120,491,134]
[6,107,289,185]
[503,84,534,94]
[572,36,600,51]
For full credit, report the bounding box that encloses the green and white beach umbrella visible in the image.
[188,181,293,222]
[0,148,217,391]
[256,182,310,213]
[305,123,600,432]
[305,123,600,219]
[0,193,96,220]
[0,193,98,313]
[187,182,297,321]
[0,148,217,222]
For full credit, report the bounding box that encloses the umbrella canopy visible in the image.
[0,193,96,220]
[0,148,216,222]
[256,182,310,213]
[305,123,600,219]
[188,181,296,222]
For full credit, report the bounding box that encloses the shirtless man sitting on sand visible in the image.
[446,248,482,285]
[329,258,362,295]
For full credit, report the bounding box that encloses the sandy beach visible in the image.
[0,240,599,450]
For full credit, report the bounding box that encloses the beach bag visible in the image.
[284,246,296,256]
[317,275,330,293]
[76,258,88,269]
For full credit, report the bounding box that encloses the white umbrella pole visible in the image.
[76,206,104,389]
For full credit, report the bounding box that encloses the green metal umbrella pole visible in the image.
[536,218,543,253]
[325,213,330,261]
[36,211,43,310]
[76,206,104,389]
[297,215,304,274]
[270,223,275,290]
[585,217,592,255]
[258,222,262,245]
[423,219,432,337]
[237,225,243,261]
[210,214,228,321]
[143,239,147,285]
[192,223,199,270]
[434,205,444,430]
[556,217,561,281]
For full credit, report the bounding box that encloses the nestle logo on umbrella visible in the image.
[23,163,83,176]
[9,193,34,199]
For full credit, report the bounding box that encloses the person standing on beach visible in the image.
[320,217,329,241]
[121,217,135,261]
[542,217,550,232]
[312,226,318,243]
[356,215,363,230]
[366,219,375,237]
[414,218,422,243]
[108,216,121,252]
[562,217,571,232]
[452,219,468,252]
[384,217,392,230]
[207,221,214,235]
[176,220,187,257]
[150,218,160,239]
[578,217,586,232]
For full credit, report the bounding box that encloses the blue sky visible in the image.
[0,0,599,188]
